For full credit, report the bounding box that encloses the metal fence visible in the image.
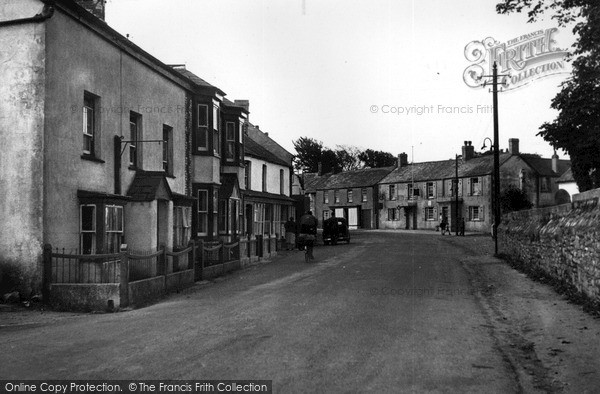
[128,248,163,282]
[48,247,121,284]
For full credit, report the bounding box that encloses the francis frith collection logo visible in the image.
[463,28,569,90]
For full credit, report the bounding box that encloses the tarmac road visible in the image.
[1,231,600,393]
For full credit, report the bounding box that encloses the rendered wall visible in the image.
[0,0,47,293]
[42,9,187,254]
[247,157,290,196]
[125,201,157,252]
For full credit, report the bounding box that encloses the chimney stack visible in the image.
[552,150,559,173]
[234,100,250,120]
[462,141,474,162]
[509,138,519,155]
[397,152,408,168]
[75,0,105,20]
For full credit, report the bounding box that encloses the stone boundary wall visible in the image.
[498,188,600,303]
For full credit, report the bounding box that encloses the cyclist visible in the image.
[299,210,318,261]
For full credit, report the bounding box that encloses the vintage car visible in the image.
[322,217,350,245]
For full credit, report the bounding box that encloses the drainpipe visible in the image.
[0,3,55,27]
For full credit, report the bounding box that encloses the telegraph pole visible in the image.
[482,62,507,256]
[492,63,501,256]
[455,154,459,236]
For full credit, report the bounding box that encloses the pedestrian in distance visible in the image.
[284,217,297,250]
[460,217,465,236]
[440,216,448,235]
[299,210,318,261]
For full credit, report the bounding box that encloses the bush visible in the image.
[0,261,24,296]
[500,185,533,213]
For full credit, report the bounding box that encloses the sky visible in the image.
[105,0,576,163]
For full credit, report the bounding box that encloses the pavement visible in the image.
[1,230,599,393]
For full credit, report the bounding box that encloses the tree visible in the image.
[497,0,600,191]
[292,137,343,173]
[335,145,362,171]
[321,149,342,174]
[499,185,534,213]
[293,137,324,173]
[358,149,396,168]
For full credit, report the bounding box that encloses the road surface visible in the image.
[1,231,599,393]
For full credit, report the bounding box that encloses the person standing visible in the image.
[440,216,448,235]
[284,217,297,250]
[299,210,318,260]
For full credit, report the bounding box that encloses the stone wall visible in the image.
[498,188,600,302]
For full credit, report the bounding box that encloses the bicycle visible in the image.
[299,233,315,263]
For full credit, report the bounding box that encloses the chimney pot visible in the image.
[462,142,475,162]
[508,138,520,155]
[397,153,408,168]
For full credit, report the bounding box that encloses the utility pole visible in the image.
[492,63,500,256]
[455,154,459,236]
[482,62,507,256]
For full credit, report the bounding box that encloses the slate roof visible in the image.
[303,172,333,193]
[244,133,290,167]
[127,171,173,202]
[243,189,295,203]
[315,167,395,190]
[246,123,294,165]
[460,154,509,177]
[171,67,226,96]
[381,153,515,184]
[222,98,248,113]
[519,155,571,177]
[557,167,575,183]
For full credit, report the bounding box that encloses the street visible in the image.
[1,231,600,393]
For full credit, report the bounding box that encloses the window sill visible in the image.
[81,154,105,164]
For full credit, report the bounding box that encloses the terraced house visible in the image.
[242,122,295,239]
[304,167,394,229]
[378,139,571,233]
[0,0,282,296]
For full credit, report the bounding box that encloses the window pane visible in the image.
[213,106,219,130]
[226,122,235,140]
[214,130,220,154]
[198,190,208,212]
[198,105,208,127]
[198,128,207,149]
[81,233,95,255]
[129,114,137,166]
[83,95,94,154]
[116,207,123,232]
[81,205,96,231]
[226,142,235,160]
[163,127,169,172]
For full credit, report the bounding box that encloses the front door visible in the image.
[348,207,358,229]
[361,209,371,229]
